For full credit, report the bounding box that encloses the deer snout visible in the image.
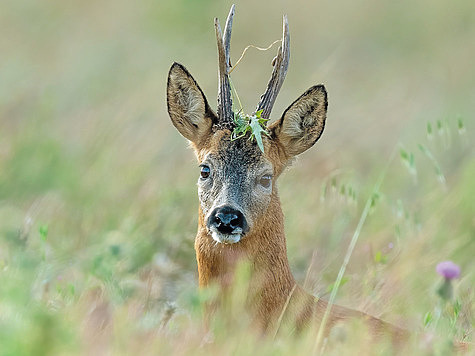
[208,206,249,237]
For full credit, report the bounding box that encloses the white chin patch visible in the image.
[211,231,242,244]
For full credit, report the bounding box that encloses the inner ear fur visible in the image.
[167,62,217,144]
[270,85,327,158]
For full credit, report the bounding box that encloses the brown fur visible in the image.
[166,62,410,347]
[194,140,408,343]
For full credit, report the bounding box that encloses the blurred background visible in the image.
[0,0,473,354]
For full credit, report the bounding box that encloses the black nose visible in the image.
[208,206,248,235]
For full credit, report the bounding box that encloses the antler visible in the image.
[215,4,235,129]
[256,15,290,120]
[215,6,290,127]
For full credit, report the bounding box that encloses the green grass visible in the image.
[0,0,474,354]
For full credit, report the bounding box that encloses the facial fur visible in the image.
[196,131,277,244]
[166,62,327,245]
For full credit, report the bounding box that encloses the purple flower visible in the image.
[436,261,461,280]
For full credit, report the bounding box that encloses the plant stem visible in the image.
[313,147,397,355]
[229,77,243,113]
[228,39,281,74]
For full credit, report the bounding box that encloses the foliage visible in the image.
[0,0,474,355]
[231,109,269,153]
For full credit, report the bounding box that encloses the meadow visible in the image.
[0,0,473,354]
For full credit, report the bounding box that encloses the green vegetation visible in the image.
[232,109,269,152]
[0,0,473,354]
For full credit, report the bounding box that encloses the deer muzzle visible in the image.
[207,205,249,244]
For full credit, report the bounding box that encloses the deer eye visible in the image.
[259,174,272,188]
[200,165,210,179]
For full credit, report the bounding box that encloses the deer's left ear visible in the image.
[167,62,217,144]
[270,85,327,158]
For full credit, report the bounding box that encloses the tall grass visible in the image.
[0,0,473,354]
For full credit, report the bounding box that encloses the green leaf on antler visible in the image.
[231,109,269,153]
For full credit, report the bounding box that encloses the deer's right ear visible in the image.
[167,62,217,144]
[270,85,327,158]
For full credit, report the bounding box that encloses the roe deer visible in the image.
[166,5,409,347]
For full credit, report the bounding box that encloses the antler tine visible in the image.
[256,15,290,121]
[223,4,235,68]
[215,5,235,129]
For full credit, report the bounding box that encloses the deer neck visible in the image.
[195,190,310,329]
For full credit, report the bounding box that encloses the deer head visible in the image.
[166,5,327,247]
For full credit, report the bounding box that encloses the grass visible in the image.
[0,0,474,354]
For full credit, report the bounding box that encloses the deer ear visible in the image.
[270,85,327,157]
[167,62,217,144]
